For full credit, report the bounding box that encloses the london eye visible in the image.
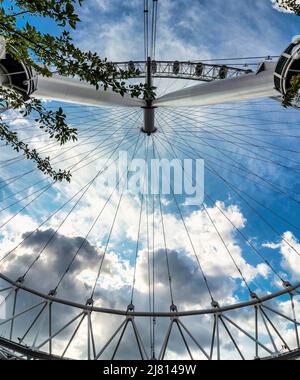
[0,0,300,361]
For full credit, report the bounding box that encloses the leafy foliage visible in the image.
[282,73,300,108]
[0,0,153,181]
[274,0,300,15]
[0,88,77,181]
[274,1,300,107]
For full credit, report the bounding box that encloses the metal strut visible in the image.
[142,57,157,135]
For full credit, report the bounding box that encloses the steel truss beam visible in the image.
[1,39,300,112]
[0,273,299,317]
[112,60,253,82]
[0,336,70,360]
[154,38,300,108]
[1,308,300,361]
[0,274,300,361]
[154,62,278,107]
[1,40,300,361]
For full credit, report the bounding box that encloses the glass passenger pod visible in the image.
[151,60,157,74]
[0,47,35,99]
[128,61,136,73]
[219,65,228,79]
[195,63,204,77]
[173,61,180,75]
[274,38,300,99]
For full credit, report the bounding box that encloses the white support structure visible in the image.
[1,38,300,116]
[0,51,144,108]
[32,74,144,108]
[154,62,279,108]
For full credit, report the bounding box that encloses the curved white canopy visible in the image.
[32,74,144,108]
[154,62,279,107]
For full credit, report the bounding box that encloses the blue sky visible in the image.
[1,0,300,307]
[1,0,300,359]
[71,0,300,60]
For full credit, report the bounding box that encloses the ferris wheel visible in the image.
[0,1,300,361]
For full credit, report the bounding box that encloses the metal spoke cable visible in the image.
[0,107,132,145]
[203,206,253,294]
[0,177,51,204]
[152,136,272,301]
[0,107,138,149]
[152,137,216,304]
[151,147,156,359]
[54,132,143,294]
[158,110,300,203]
[158,192,175,306]
[191,55,279,63]
[90,133,146,299]
[22,128,138,280]
[204,163,300,259]
[51,131,138,167]
[196,104,300,114]
[154,120,288,285]
[152,135,175,307]
[163,107,300,157]
[175,110,299,142]
[145,168,153,356]
[160,109,300,174]
[0,134,137,214]
[64,110,143,173]
[0,126,137,172]
[0,128,139,207]
[158,127,300,174]
[152,137,175,306]
[156,129,300,209]
[0,105,129,130]
[160,122,300,138]
[70,127,142,175]
[62,130,139,173]
[0,139,139,214]
[0,109,141,190]
[151,0,158,59]
[49,126,140,175]
[130,137,150,305]
[154,131,285,289]
[0,116,141,221]
[165,109,300,138]
[0,131,138,266]
[158,126,300,145]
[156,130,300,234]
[179,102,289,118]
[169,105,300,131]
[205,192,287,284]
[158,132,299,189]
[0,183,54,226]
[144,0,149,60]
[155,122,254,295]
[0,108,138,165]
[0,108,136,160]
[157,115,300,210]
[214,177,300,236]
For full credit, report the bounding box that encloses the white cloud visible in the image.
[74,0,287,62]
[264,231,300,280]
[1,0,300,359]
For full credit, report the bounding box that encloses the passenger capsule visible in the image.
[173,61,180,75]
[219,65,228,79]
[151,60,157,74]
[195,63,204,77]
[128,61,135,72]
